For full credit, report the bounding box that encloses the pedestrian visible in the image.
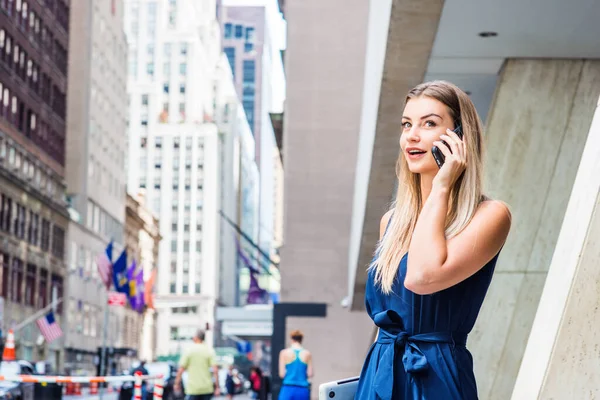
[354,80,512,400]
[132,360,149,400]
[278,330,313,400]
[224,365,236,399]
[174,330,220,400]
[249,367,262,399]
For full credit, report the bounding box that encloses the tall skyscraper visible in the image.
[124,0,225,353]
[220,1,285,305]
[0,0,70,369]
[63,0,139,374]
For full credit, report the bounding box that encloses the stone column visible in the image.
[469,59,600,400]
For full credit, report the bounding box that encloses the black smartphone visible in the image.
[432,122,463,168]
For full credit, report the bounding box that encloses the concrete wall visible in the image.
[470,59,600,400]
[281,0,373,395]
[511,81,600,400]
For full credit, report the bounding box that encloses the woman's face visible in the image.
[400,96,456,175]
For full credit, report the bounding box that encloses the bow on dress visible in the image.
[371,311,467,400]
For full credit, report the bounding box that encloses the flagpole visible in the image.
[99,295,109,400]
[12,298,64,332]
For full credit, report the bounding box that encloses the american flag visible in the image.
[97,242,113,289]
[35,312,63,343]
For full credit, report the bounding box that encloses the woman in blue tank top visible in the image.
[279,330,313,400]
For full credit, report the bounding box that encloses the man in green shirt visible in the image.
[174,330,221,399]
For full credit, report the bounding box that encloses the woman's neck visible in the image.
[291,342,302,349]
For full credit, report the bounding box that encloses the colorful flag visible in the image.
[112,250,129,294]
[126,260,137,309]
[134,268,145,313]
[144,269,157,310]
[247,270,270,305]
[35,312,63,343]
[96,241,113,289]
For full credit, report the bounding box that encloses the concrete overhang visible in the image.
[348,0,445,310]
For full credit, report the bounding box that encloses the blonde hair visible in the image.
[370,81,485,293]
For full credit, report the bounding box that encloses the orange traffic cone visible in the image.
[90,381,98,395]
[2,329,16,361]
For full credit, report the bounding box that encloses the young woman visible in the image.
[355,81,511,400]
[278,330,313,400]
[249,367,263,399]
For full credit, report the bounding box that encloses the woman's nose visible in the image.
[405,126,420,142]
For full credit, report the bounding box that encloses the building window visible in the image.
[195,283,200,293]
[146,62,154,76]
[41,219,50,251]
[234,24,243,38]
[38,268,48,308]
[25,264,35,307]
[179,84,185,94]
[0,194,12,232]
[224,23,232,38]
[224,47,235,77]
[1,252,9,299]
[244,42,253,53]
[51,274,64,313]
[169,284,176,294]
[52,225,65,259]
[155,137,162,148]
[28,211,39,246]
[142,94,149,105]
[163,83,169,93]
[182,285,188,294]
[10,258,23,303]
[179,63,186,75]
[180,43,187,55]
[243,60,255,83]
[171,241,177,252]
[245,27,255,42]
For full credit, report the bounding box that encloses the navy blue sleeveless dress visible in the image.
[355,252,499,400]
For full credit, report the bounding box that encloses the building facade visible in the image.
[125,193,160,363]
[221,2,284,306]
[0,0,70,371]
[63,0,130,374]
[124,0,224,354]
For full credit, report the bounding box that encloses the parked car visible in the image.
[0,360,34,400]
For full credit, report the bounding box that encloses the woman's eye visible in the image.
[424,120,436,127]
[401,122,411,129]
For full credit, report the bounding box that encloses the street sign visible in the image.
[107,292,127,306]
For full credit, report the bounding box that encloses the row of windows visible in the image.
[86,200,124,244]
[0,136,61,200]
[140,135,204,150]
[67,299,98,337]
[168,283,201,295]
[0,193,64,258]
[0,30,67,117]
[0,252,64,311]
[0,1,69,73]
[0,79,65,164]
[224,23,255,42]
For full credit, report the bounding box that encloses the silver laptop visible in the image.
[318,376,359,399]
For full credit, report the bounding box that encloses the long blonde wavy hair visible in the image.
[370,81,486,294]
